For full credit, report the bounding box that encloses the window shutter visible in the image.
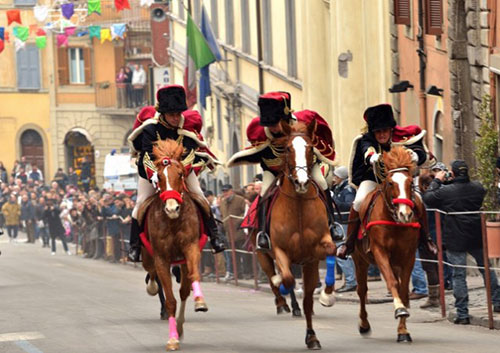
[394,0,411,25]
[17,45,40,90]
[83,48,92,85]
[58,48,69,85]
[425,0,443,35]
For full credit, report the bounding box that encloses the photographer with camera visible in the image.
[423,160,500,324]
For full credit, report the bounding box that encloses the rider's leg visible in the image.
[336,180,377,259]
[185,171,225,253]
[256,171,275,251]
[311,164,343,241]
[128,176,156,262]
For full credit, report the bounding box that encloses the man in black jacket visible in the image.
[423,160,500,324]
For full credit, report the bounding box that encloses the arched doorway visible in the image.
[21,129,44,170]
[64,129,96,189]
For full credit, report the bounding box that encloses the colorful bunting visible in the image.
[29,24,38,35]
[14,38,25,52]
[89,25,101,40]
[7,9,22,25]
[100,28,111,43]
[36,36,47,49]
[4,31,9,43]
[57,34,68,47]
[14,26,29,42]
[0,27,4,41]
[77,30,89,37]
[114,0,131,12]
[0,39,4,54]
[88,0,102,15]
[64,26,76,36]
[36,28,46,36]
[111,23,126,39]
[140,0,154,7]
[61,3,75,20]
[34,5,49,22]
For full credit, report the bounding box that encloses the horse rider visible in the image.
[336,103,437,259]
[227,92,336,250]
[126,85,225,262]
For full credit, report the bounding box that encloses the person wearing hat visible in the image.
[337,103,435,259]
[126,85,225,262]
[423,160,500,323]
[227,91,336,250]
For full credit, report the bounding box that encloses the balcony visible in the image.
[80,0,151,31]
[95,81,152,115]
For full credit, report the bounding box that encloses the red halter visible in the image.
[392,198,415,209]
[159,190,183,204]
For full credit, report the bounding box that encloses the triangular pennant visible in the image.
[29,24,38,35]
[61,3,75,20]
[114,0,131,12]
[7,10,22,25]
[14,38,25,52]
[100,28,111,43]
[140,0,154,7]
[0,27,4,41]
[64,26,76,36]
[0,39,4,54]
[34,5,49,22]
[36,36,47,49]
[4,31,9,43]
[57,34,68,48]
[111,23,126,39]
[89,25,101,40]
[14,26,29,42]
[36,28,46,36]
[88,0,102,15]
[77,30,89,37]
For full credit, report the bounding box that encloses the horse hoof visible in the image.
[305,329,321,350]
[292,308,302,317]
[271,274,282,287]
[194,301,208,312]
[307,340,322,350]
[166,338,180,351]
[359,325,371,336]
[397,333,412,343]
[394,307,410,319]
[277,304,291,315]
[318,289,335,307]
[160,311,168,320]
[146,279,158,296]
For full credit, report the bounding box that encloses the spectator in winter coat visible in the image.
[2,194,21,242]
[20,194,36,243]
[43,199,70,255]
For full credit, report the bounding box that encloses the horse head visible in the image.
[382,146,416,223]
[153,140,186,219]
[280,119,317,194]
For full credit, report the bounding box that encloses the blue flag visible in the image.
[199,5,222,109]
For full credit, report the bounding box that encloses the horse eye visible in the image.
[162,159,169,166]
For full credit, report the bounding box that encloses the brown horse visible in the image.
[255,120,335,350]
[351,146,424,343]
[139,139,209,351]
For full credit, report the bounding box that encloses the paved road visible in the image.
[1,238,499,353]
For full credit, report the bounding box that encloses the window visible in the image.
[16,45,40,90]
[425,0,443,35]
[216,98,223,148]
[225,0,234,45]
[178,0,185,21]
[210,0,218,37]
[241,0,250,54]
[261,0,272,65]
[58,47,91,85]
[433,112,444,162]
[14,0,36,6]
[394,0,411,25]
[285,0,297,78]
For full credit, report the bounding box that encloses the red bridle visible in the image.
[392,198,415,209]
[159,190,183,204]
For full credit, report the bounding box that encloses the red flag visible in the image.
[114,0,131,12]
[29,24,38,35]
[7,9,22,25]
[36,28,46,36]
[0,39,4,54]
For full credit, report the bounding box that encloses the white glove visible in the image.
[369,153,380,165]
[409,150,419,163]
[150,171,159,189]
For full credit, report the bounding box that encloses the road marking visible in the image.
[0,332,45,342]
[15,340,44,353]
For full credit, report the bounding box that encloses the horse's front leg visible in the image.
[255,250,291,315]
[396,256,414,343]
[184,243,208,312]
[154,256,179,351]
[302,261,321,350]
[371,246,409,320]
[177,264,190,338]
[352,251,371,335]
[273,247,295,290]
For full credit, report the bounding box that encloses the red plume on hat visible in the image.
[258,91,292,127]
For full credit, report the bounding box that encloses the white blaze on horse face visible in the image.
[163,167,180,217]
[392,172,411,222]
[292,136,308,186]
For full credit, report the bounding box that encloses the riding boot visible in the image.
[127,218,142,262]
[256,202,271,251]
[324,190,343,241]
[419,226,438,256]
[205,212,226,254]
[336,208,360,259]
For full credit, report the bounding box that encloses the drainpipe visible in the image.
[417,0,428,140]
[488,0,497,121]
[256,0,264,94]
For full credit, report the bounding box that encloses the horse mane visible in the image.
[152,139,184,167]
[383,146,415,175]
[291,122,308,134]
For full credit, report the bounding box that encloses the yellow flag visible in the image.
[100,28,111,43]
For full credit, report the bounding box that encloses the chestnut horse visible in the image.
[139,140,209,351]
[255,120,335,350]
[351,146,423,343]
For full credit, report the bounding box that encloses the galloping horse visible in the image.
[255,120,336,350]
[139,139,209,351]
[351,146,423,342]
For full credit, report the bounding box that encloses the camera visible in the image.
[443,168,453,182]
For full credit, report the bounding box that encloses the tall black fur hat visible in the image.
[363,104,397,132]
[156,85,188,113]
[258,91,292,127]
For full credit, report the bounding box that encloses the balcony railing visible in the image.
[79,0,151,31]
[95,81,151,110]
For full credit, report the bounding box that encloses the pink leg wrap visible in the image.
[168,317,179,339]
[192,280,203,299]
